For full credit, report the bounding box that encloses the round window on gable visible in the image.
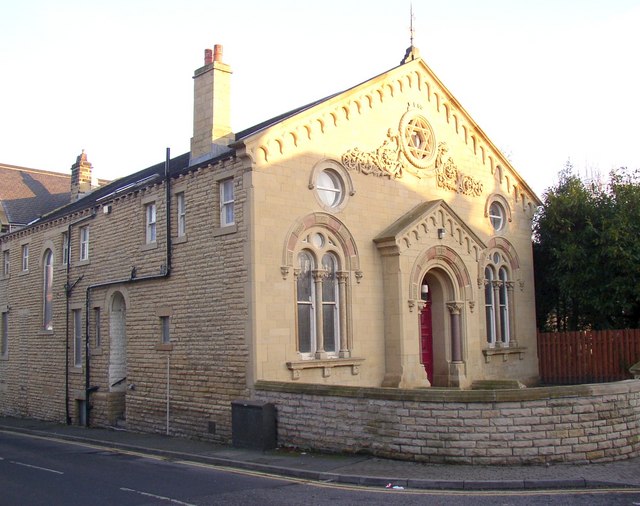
[316,169,344,208]
[489,201,505,232]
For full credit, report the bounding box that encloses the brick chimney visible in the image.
[190,44,233,165]
[70,150,94,202]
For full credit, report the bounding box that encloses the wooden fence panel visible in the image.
[537,329,640,385]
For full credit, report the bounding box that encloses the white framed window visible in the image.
[62,231,69,266]
[43,249,54,331]
[316,170,344,208]
[1,311,8,358]
[145,203,157,244]
[21,244,29,271]
[220,179,234,227]
[176,192,186,237]
[160,315,170,344]
[2,250,9,277]
[489,201,505,232]
[79,226,90,261]
[73,309,82,367]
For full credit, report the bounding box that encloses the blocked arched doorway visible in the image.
[109,291,127,424]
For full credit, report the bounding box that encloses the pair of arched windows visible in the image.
[294,230,348,358]
[484,252,513,347]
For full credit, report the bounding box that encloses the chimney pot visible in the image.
[213,44,223,63]
[204,48,213,65]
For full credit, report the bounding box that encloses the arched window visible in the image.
[43,249,54,330]
[321,253,339,354]
[484,266,495,345]
[296,251,315,354]
[499,266,510,344]
[294,230,347,359]
[484,252,514,347]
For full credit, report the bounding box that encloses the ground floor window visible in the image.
[484,252,514,347]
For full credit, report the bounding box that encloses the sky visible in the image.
[1,0,639,198]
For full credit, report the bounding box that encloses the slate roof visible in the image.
[0,164,72,227]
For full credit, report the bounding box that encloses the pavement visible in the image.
[1,416,639,491]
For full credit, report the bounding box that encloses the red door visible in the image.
[420,294,434,382]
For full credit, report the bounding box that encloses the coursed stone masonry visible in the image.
[256,380,640,465]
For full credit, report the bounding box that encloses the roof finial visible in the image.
[401,3,421,64]
[410,3,415,48]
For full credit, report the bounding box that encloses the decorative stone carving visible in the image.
[435,143,483,197]
[342,129,404,179]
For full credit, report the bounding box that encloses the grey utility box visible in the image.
[231,400,277,451]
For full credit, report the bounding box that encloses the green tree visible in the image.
[534,164,640,331]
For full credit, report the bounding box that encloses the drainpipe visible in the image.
[83,148,173,427]
[64,211,96,425]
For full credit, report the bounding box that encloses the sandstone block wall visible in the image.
[255,380,640,465]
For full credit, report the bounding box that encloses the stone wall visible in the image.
[255,380,640,465]
[0,157,250,443]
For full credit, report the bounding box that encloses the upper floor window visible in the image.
[316,170,344,208]
[176,192,186,237]
[79,226,90,261]
[43,249,54,331]
[21,244,29,271]
[145,203,157,244]
[220,179,234,227]
[2,250,9,277]
[489,202,505,232]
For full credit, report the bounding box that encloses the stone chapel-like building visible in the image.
[0,43,540,446]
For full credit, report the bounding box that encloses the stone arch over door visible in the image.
[411,246,471,387]
[420,267,455,387]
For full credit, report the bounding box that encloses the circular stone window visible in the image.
[316,169,344,208]
[399,110,436,169]
[489,201,505,232]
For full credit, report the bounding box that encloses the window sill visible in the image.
[141,242,158,252]
[0,354,8,361]
[286,357,364,380]
[70,367,83,374]
[76,259,90,267]
[174,234,188,245]
[155,343,173,352]
[92,347,103,356]
[213,224,237,237]
[482,345,526,363]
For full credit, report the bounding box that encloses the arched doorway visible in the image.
[419,269,455,387]
[419,281,433,382]
[109,292,127,424]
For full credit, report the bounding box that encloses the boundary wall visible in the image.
[255,380,640,465]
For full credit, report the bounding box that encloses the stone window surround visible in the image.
[155,305,174,351]
[282,214,364,380]
[308,159,355,213]
[173,184,187,244]
[141,195,158,251]
[212,169,237,237]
